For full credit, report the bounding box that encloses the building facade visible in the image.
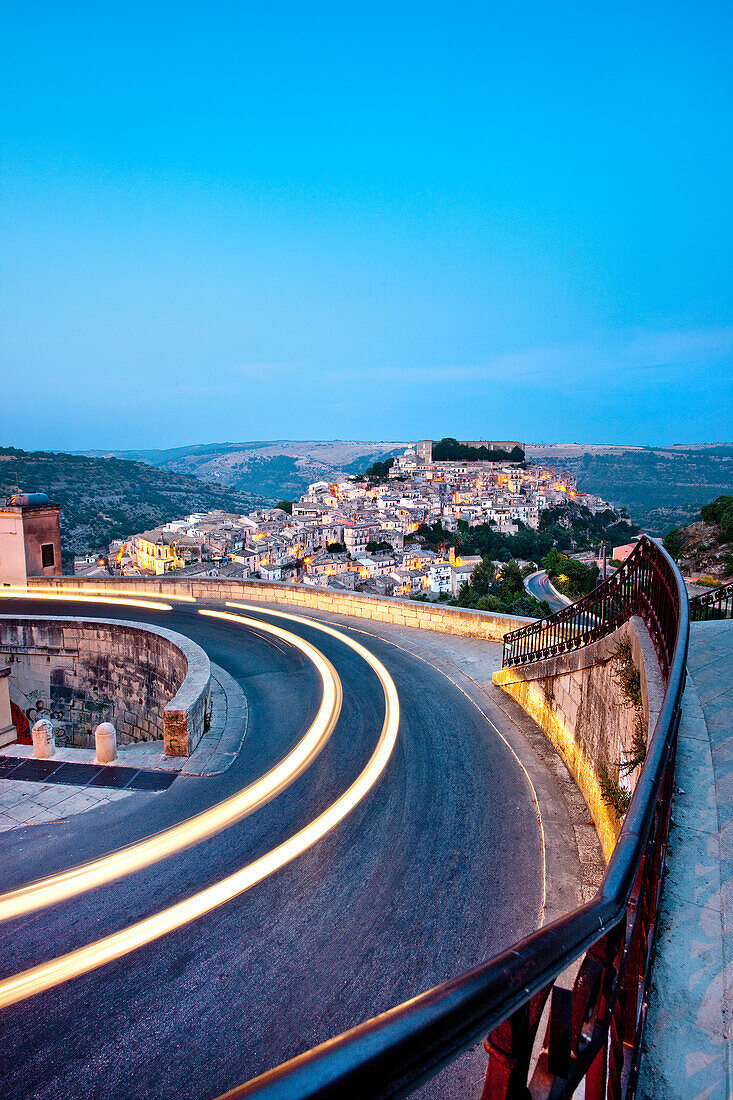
[0,493,63,586]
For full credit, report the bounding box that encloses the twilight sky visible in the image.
[2,1,732,450]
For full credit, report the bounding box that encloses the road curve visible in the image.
[524,569,568,612]
[0,595,544,1100]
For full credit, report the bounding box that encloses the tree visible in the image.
[364,458,395,482]
[431,438,525,463]
[663,528,683,561]
[700,495,733,543]
[326,541,346,554]
[366,540,393,553]
[499,559,524,602]
[275,500,293,515]
[541,547,569,576]
[469,558,496,598]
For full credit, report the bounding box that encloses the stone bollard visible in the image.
[32,718,56,759]
[95,722,118,764]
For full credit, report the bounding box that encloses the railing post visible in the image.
[482,988,550,1100]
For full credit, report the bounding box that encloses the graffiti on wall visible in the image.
[10,684,114,748]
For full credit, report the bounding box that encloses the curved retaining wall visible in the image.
[493,615,665,860]
[0,616,211,758]
[26,576,532,641]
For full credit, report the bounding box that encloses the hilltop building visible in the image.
[113,439,619,598]
[0,493,63,586]
[416,439,524,463]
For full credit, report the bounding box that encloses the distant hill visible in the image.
[0,447,269,563]
[664,495,733,581]
[526,444,733,535]
[81,440,407,500]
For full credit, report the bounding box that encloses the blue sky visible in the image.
[2,1,732,449]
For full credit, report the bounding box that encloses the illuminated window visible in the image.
[41,543,55,568]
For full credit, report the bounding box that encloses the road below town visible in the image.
[524,570,568,613]
[0,595,545,1100]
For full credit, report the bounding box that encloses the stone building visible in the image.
[0,492,63,586]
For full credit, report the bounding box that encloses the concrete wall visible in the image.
[22,506,63,578]
[0,505,62,585]
[493,617,665,860]
[0,510,28,586]
[27,576,532,641]
[0,616,211,757]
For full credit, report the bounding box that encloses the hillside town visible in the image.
[75,439,618,600]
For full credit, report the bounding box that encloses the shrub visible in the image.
[614,639,642,708]
[700,495,733,542]
[663,528,683,560]
[613,639,647,776]
[598,764,631,819]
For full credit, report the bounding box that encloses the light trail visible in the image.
[0,609,399,1009]
[0,585,195,604]
[0,614,342,923]
[229,604,549,927]
[0,590,174,612]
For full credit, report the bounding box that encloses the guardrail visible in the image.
[502,536,680,682]
[690,578,733,621]
[215,537,689,1100]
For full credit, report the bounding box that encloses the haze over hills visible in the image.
[82,439,733,537]
[527,444,733,535]
[81,441,408,501]
[0,447,268,562]
[8,440,732,561]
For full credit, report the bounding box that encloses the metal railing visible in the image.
[690,578,733,621]
[502,536,680,681]
[215,537,689,1100]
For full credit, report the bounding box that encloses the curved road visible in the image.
[0,595,544,1099]
[525,570,568,613]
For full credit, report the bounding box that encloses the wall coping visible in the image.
[26,576,533,641]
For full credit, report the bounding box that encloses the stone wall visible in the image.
[493,617,665,860]
[0,616,211,757]
[27,576,532,641]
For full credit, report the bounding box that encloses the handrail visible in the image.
[502,536,679,679]
[215,538,689,1100]
[690,578,733,621]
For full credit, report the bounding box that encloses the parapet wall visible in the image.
[0,616,211,757]
[26,576,532,641]
[493,616,665,860]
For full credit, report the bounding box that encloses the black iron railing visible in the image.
[690,578,733,621]
[502,536,680,681]
[215,538,689,1100]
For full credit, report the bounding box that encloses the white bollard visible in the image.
[32,718,55,759]
[95,721,118,764]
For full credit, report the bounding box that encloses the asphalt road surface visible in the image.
[0,596,544,1099]
[524,570,568,613]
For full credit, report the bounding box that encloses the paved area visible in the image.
[0,594,584,1100]
[524,569,569,612]
[306,612,606,1099]
[298,607,606,922]
[638,619,733,1100]
[0,663,247,831]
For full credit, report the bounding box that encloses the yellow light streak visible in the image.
[0,590,173,612]
[1,585,194,603]
[0,609,399,1010]
[292,612,549,927]
[0,614,342,924]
